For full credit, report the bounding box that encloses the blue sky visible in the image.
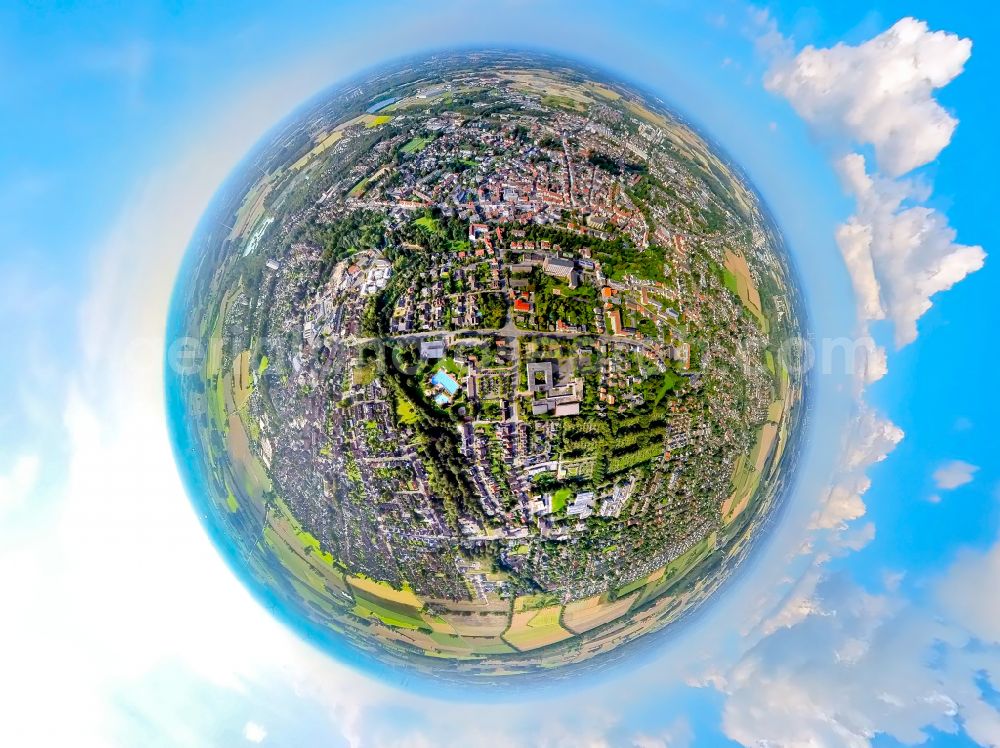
[1,1,998,746]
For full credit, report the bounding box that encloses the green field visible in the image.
[427,631,515,655]
[614,572,656,599]
[552,488,571,512]
[542,94,587,112]
[414,215,440,233]
[353,597,424,630]
[722,268,740,296]
[347,177,371,197]
[395,393,418,425]
[348,580,427,631]
[402,135,434,154]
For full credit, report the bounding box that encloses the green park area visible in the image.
[552,487,572,512]
[402,135,434,154]
[414,215,440,232]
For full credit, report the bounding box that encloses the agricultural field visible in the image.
[402,135,434,154]
[503,604,573,651]
[724,249,767,330]
[563,591,640,634]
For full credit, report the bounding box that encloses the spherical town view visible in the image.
[168,50,807,681]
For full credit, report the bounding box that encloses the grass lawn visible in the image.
[435,357,466,378]
[552,488,571,512]
[401,135,433,154]
[414,215,440,233]
[353,364,376,386]
[395,393,418,425]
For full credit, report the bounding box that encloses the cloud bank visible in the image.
[766,17,985,347]
[704,13,993,748]
[718,563,1000,748]
[765,18,971,177]
[833,152,985,346]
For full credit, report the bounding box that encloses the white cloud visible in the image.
[717,525,1000,748]
[765,18,971,177]
[716,574,978,748]
[810,477,869,531]
[844,404,904,473]
[632,717,693,748]
[243,721,268,743]
[707,397,915,745]
[754,568,825,637]
[835,216,885,323]
[765,18,984,347]
[746,6,793,62]
[862,341,888,383]
[834,153,985,346]
[0,453,40,517]
[704,14,991,748]
[936,542,1000,646]
[932,460,979,491]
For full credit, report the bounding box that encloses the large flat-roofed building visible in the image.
[421,339,446,359]
[567,491,596,517]
[543,256,575,279]
[526,362,553,393]
[554,401,580,417]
